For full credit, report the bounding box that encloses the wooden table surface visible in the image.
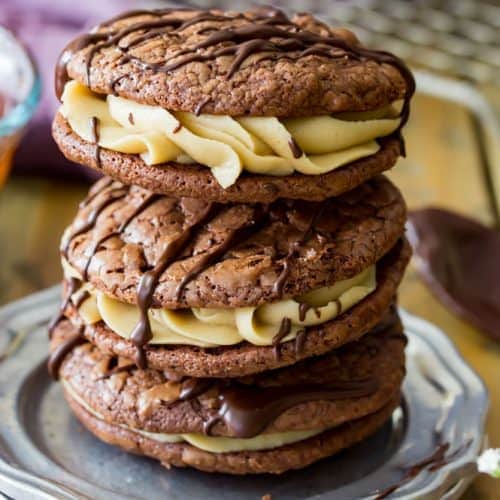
[0,92,498,498]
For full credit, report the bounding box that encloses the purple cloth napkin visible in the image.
[1,0,137,181]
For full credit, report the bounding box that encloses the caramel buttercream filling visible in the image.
[63,259,376,348]
[62,379,325,453]
[60,80,401,188]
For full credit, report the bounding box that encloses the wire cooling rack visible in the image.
[175,0,500,85]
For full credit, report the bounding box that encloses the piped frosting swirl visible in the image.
[64,260,376,348]
[60,80,401,187]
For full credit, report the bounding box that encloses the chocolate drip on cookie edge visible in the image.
[288,138,303,159]
[48,277,82,338]
[72,290,90,309]
[80,177,114,207]
[98,362,135,380]
[48,325,85,379]
[89,116,101,169]
[298,303,321,322]
[273,202,328,296]
[272,317,292,360]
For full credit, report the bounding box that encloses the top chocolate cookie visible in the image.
[58,7,412,117]
[54,7,414,200]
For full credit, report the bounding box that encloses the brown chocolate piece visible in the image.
[47,276,82,338]
[408,208,500,341]
[47,325,85,380]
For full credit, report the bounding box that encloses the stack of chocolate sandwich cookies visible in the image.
[49,7,414,475]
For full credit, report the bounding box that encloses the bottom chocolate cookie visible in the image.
[65,390,400,475]
[52,312,405,439]
[51,311,405,474]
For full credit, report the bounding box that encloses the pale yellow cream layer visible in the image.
[63,259,376,348]
[60,81,401,188]
[62,379,324,453]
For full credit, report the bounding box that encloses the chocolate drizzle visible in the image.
[173,203,270,302]
[80,177,114,207]
[204,377,379,438]
[374,440,472,499]
[54,7,414,150]
[273,202,328,295]
[194,96,210,116]
[48,326,85,380]
[272,317,292,360]
[72,289,90,309]
[62,181,160,282]
[334,298,342,315]
[61,186,128,258]
[179,378,213,401]
[55,33,108,100]
[97,362,135,380]
[288,137,303,159]
[89,116,101,168]
[130,201,217,367]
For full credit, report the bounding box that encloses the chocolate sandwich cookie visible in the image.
[53,115,402,204]
[67,391,400,474]
[64,240,409,378]
[51,315,405,474]
[52,7,414,202]
[56,175,408,375]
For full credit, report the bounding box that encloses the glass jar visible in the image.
[0,26,40,187]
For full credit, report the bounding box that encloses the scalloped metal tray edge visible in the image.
[0,287,489,499]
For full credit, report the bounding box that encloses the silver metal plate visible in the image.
[0,287,488,499]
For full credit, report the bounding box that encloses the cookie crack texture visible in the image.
[59,7,414,118]
[61,175,406,309]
